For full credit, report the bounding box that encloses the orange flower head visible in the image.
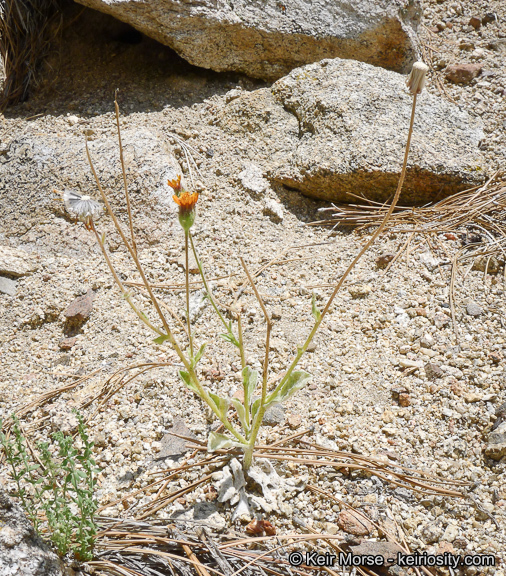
[172,191,199,212]
[169,175,198,230]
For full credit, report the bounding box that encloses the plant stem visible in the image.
[185,231,194,357]
[91,224,164,336]
[189,232,229,331]
[267,94,419,407]
[114,94,137,255]
[86,140,172,339]
[239,258,273,469]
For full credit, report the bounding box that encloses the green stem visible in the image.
[185,231,194,357]
[189,232,230,333]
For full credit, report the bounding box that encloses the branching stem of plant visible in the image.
[240,258,272,469]
[86,144,245,444]
[185,231,194,357]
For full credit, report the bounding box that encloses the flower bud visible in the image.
[168,175,199,232]
[406,61,429,95]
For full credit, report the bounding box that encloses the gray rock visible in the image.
[239,164,270,196]
[0,275,17,296]
[489,421,506,445]
[0,246,39,277]
[73,0,421,81]
[0,490,65,576]
[263,404,286,426]
[155,417,197,460]
[466,301,483,317]
[425,362,444,380]
[263,198,284,221]
[0,129,181,240]
[265,58,486,204]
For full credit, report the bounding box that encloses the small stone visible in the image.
[348,284,372,298]
[442,524,459,542]
[0,245,39,277]
[399,393,411,407]
[177,251,199,274]
[337,510,373,536]
[434,312,451,328]
[468,16,481,30]
[445,63,483,84]
[398,358,422,369]
[425,362,445,380]
[376,253,395,269]
[271,306,282,320]
[464,393,482,403]
[382,410,395,424]
[419,252,440,272]
[349,541,403,566]
[263,198,283,221]
[466,301,483,317]
[155,418,197,460]
[64,289,95,322]
[0,276,16,296]
[238,164,269,195]
[67,115,79,126]
[263,404,286,426]
[472,255,501,274]
[420,333,435,348]
[322,522,340,535]
[58,337,77,351]
[287,414,302,429]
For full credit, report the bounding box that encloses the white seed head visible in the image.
[63,190,102,222]
[406,61,429,95]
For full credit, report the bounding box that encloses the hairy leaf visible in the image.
[178,370,200,396]
[267,370,312,406]
[242,366,258,409]
[208,432,234,452]
[209,391,230,420]
[230,398,249,432]
[311,293,322,322]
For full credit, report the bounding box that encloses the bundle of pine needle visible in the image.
[0,0,62,109]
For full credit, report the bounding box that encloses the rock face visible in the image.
[74,0,422,80]
[0,128,181,243]
[219,58,486,205]
[0,490,65,576]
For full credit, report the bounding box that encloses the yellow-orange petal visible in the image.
[172,191,199,210]
[168,174,182,191]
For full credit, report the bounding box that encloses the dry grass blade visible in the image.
[0,0,62,109]
[316,178,506,236]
